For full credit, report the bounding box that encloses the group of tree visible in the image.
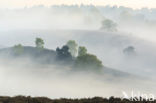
[56,40,103,70]
[75,46,103,70]
[13,37,44,55]
[13,38,103,71]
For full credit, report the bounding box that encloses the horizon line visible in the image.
[2,4,156,10]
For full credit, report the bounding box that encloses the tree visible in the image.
[78,46,87,56]
[75,53,103,70]
[66,40,78,57]
[100,19,117,32]
[123,46,136,55]
[13,44,23,55]
[35,37,44,49]
[56,45,72,61]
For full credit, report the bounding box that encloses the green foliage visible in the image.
[35,37,44,49]
[10,39,104,71]
[100,19,117,32]
[75,53,103,70]
[78,46,87,56]
[66,40,78,57]
[13,44,23,55]
[56,45,72,61]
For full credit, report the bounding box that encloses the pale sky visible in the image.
[0,0,156,9]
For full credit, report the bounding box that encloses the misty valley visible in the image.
[0,4,156,103]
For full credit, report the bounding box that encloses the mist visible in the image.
[0,5,156,98]
[0,57,155,98]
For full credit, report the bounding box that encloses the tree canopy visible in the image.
[35,37,44,49]
[56,45,72,62]
[75,53,103,70]
[123,46,136,55]
[78,46,87,56]
[100,19,117,32]
[66,40,78,57]
[13,44,23,55]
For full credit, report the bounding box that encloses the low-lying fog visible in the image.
[0,5,156,98]
[0,58,156,98]
[1,30,156,77]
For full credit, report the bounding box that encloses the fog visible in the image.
[0,5,156,98]
[0,58,156,98]
[1,30,156,77]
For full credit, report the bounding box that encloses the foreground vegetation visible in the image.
[0,96,155,103]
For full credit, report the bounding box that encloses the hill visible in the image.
[0,46,132,79]
[0,46,57,64]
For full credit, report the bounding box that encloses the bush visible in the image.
[74,53,103,71]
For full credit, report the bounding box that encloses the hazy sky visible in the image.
[0,0,156,9]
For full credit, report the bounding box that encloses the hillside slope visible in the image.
[0,46,132,78]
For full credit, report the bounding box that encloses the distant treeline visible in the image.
[0,96,155,103]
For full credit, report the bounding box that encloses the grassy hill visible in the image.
[0,46,57,64]
[0,46,133,79]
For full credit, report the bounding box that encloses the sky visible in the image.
[0,0,156,9]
